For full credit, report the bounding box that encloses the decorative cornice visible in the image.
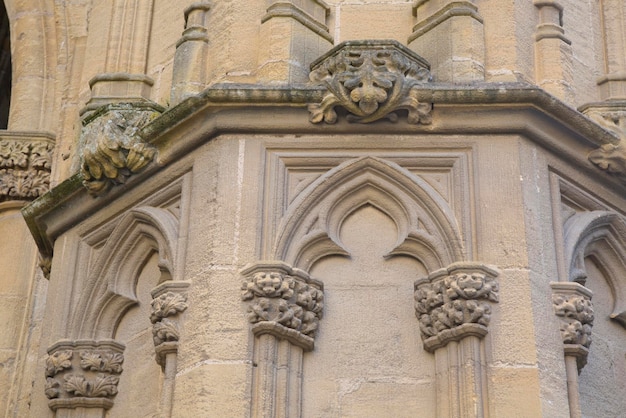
[150,281,190,365]
[308,40,432,124]
[0,132,54,201]
[241,261,323,351]
[45,340,125,410]
[414,262,499,352]
[551,282,594,371]
[80,103,162,195]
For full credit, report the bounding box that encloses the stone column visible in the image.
[414,262,499,418]
[596,0,626,101]
[533,1,574,103]
[44,340,125,417]
[408,0,485,82]
[84,0,157,112]
[551,282,594,418]
[241,261,324,418]
[257,0,333,84]
[170,2,212,106]
[149,281,189,418]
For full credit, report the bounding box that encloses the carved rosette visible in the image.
[80,104,162,195]
[241,261,324,351]
[414,263,499,352]
[308,40,432,124]
[0,135,54,201]
[551,282,594,371]
[45,340,125,411]
[150,281,190,366]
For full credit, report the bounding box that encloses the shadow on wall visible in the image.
[0,1,9,129]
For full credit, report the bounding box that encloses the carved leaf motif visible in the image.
[45,350,73,377]
[30,142,53,169]
[553,294,594,347]
[446,272,499,302]
[79,351,102,371]
[309,42,432,124]
[100,353,124,373]
[90,374,120,397]
[44,378,61,399]
[150,292,188,323]
[63,374,89,396]
[0,141,30,168]
[153,318,180,345]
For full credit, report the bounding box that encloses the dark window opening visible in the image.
[0,2,10,129]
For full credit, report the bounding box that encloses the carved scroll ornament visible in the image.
[241,262,324,351]
[414,263,499,352]
[80,107,159,195]
[308,40,432,124]
[45,340,124,411]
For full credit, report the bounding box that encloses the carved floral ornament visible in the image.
[414,262,500,352]
[308,40,433,124]
[44,340,125,411]
[150,286,189,365]
[551,282,594,371]
[241,261,324,351]
[0,137,54,201]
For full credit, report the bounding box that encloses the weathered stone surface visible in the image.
[2,1,626,417]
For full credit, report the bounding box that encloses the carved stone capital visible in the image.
[150,281,190,366]
[551,282,594,371]
[241,261,324,351]
[308,40,432,124]
[80,104,163,195]
[45,340,125,411]
[0,132,54,201]
[414,262,500,352]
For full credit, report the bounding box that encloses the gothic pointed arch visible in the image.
[273,156,465,271]
[563,210,626,327]
[72,206,179,339]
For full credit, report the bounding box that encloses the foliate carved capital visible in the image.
[45,340,125,411]
[150,282,190,365]
[414,263,500,352]
[241,261,324,351]
[0,133,54,201]
[551,282,594,371]
[308,40,432,124]
[80,104,162,195]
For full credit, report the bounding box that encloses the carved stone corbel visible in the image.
[241,261,324,417]
[414,262,499,418]
[308,40,432,125]
[45,340,125,414]
[80,104,162,195]
[581,102,626,182]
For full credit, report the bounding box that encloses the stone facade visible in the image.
[1,1,626,417]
